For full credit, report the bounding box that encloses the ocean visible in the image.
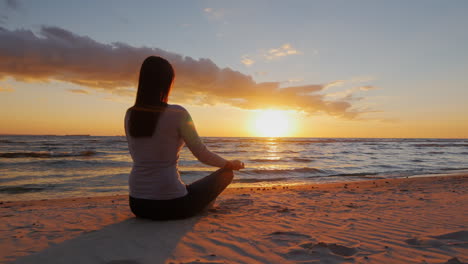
[0,135,467,201]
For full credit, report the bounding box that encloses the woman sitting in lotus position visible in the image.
[125,56,244,220]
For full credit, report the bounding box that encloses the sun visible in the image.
[253,110,292,137]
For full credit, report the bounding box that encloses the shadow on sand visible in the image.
[14,216,200,264]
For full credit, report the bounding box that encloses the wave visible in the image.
[102,139,127,143]
[233,177,288,183]
[0,150,97,158]
[413,143,468,148]
[217,149,298,154]
[248,167,324,175]
[291,157,313,162]
[250,158,282,162]
[216,150,250,154]
[41,142,62,146]
[331,172,379,177]
[282,150,299,153]
[206,143,222,148]
[0,159,131,169]
[440,167,468,171]
[0,139,28,144]
[0,185,47,194]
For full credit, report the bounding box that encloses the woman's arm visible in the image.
[179,108,228,168]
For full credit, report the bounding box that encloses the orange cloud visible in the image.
[326,85,379,102]
[265,44,301,60]
[0,26,374,118]
[241,55,255,66]
[359,85,377,91]
[67,89,90,94]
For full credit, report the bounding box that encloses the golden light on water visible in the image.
[252,110,295,137]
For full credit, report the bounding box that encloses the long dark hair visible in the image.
[128,56,174,137]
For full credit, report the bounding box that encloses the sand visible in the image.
[1,174,467,264]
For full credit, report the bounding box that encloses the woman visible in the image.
[125,56,244,220]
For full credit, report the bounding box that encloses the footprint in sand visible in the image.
[444,257,464,264]
[406,230,468,248]
[431,231,468,242]
[280,241,359,262]
[270,231,311,239]
[404,238,445,247]
[268,231,359,261]
[301,242,358,257]
[430,230,468,248]
[268,231,312,246]
[217,198,253,211]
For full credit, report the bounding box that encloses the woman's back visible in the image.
[126,104,185,165]
[125,104,189,200]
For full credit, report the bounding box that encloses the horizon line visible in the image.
[0,134,467,140]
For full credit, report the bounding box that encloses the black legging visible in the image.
[129,168,234,220]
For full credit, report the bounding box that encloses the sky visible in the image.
[0,0,467,138]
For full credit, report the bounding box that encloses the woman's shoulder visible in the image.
[166,104,189,115]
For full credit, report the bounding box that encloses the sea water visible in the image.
[0,135,467,201]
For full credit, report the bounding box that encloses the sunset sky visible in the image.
[1,0,467,138]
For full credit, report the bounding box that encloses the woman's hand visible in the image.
[225,160,245,170]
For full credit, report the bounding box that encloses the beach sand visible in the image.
[1,174,467,264]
